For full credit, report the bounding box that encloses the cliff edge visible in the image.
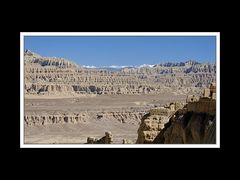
[137,84,216,144]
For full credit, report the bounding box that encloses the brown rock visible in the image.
[153,98,216,144]
[86,131,113,144]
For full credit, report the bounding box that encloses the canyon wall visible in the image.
[24,111,145,126]
[24,50,216,96]
[137,96,216,144]
[136,102,185,143]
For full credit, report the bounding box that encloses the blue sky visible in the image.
[24,36,216,66]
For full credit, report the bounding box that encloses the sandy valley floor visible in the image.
[24,93,186,144]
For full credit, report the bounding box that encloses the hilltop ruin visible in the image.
[24,51,217,144]
[137,84,216,144]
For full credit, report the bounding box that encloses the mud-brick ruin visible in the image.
[137,83,217,144]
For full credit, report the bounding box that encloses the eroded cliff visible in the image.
[24,111,145,126]
[136,102,185,143]
[24,50,216,96]
[137,86,216,144]
[153,98,216,144]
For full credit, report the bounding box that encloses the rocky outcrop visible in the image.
[136,102,184,143]
[153,97,216,144]
[25,83,75,95]
[122,139,133,144]
[86,132,113,144]
[24,112,89,126]
[203,117,216,144]
[136,84,216,144]
[96,111,144,124]
[186,95,199,103]
[24,110,145,126]
[24,49,79,68]
[24,51,216,96]
[86,132,135,144]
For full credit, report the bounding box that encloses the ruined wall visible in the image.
[153,98,216,144]
[135,96,216,144]
[187,98,216,115]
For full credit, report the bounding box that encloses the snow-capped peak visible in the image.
[108,65,132,69]
[137,64,155,68]
[81,65,97,69]
[81,64,158,70]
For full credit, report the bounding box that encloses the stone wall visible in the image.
[187,97,216,115]
[153,98,216,144]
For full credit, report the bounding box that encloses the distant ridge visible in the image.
[24,50,215,70]
[24,49,79,68]
[24,50,216,96]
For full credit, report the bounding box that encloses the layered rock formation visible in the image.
[24,110,145,126]
[24,112,89,126]
[24,50,216,96]
[137,85,217,144]
[136,102,185,143]
[153,98,216,144]
[24,49,79,68]
[24,50,217,144]
[86,132,113,144]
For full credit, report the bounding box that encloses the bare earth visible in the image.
[24,93,186,144]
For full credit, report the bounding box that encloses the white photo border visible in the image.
[20,32,220,148]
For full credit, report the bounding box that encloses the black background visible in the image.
[2,4,233,176]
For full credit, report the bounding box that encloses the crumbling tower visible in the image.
[203,83,216,99]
